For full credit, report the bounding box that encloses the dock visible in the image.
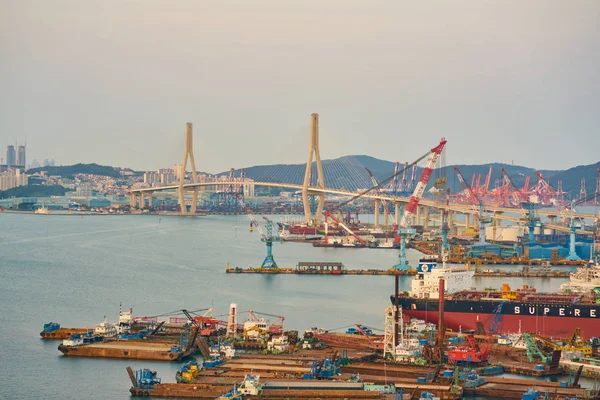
[226,264,569,278]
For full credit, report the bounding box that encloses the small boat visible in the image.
[34,204,51,214]
[94,317,118,337]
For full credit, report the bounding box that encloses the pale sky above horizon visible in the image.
[1,0,599,173]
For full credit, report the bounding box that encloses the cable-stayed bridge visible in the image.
[129,115,597,234]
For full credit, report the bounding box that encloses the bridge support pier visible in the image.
[140,193,146,209]
[129,193,136,208]
[423,206,430,230]
[383,204,389,228]
[374,199,380,227]
[147,192,153,210]
[415,206,421,227]
[178,122,198,215]
[394,203,400,226]
[302,113,325,224]
[465,213,471,229]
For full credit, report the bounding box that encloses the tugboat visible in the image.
[217,375,262,399]
[34,204,51,214]
[560,251,600,294]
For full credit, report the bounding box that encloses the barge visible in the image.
[59,338,197,361]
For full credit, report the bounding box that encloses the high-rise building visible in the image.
[157,168,175,185]
[17,146,26,167]
[143,171,160,186]
[173,164,184,180]
[6,146,16,167]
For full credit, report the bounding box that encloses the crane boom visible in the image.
[401,162,409,192]
[408,164,417,191]
[453,166,479,205]
[400,138,447,228]
[236,193,267,240]
[325,211,366,244]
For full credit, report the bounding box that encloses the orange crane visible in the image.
[324,211,366,245]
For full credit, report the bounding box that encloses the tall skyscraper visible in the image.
[17,146,26,167]
[6,146,15,167]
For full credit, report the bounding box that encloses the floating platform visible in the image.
[464,376,599,399]
[129,383,228,398]
[40,327,92,340]
[58,340,196,361]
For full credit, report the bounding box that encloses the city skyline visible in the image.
[2,1,599,173]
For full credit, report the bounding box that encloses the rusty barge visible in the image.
[59,339,197,361]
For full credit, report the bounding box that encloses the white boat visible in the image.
[560,255,600,294]
[406,318,435,333]
[243,311,269,340]
[394,337,423,362]
[238,374,262,395]
[34,204,51,214]
[410,256,475,299]
[94,317,118,337]
[378,239,395,248]
[267,334,289,352]
[62,335,84,347]
[117,308,133,334]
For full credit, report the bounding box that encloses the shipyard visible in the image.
[17,125,600,400]
[4,2,600,399]
[31,128,600,399]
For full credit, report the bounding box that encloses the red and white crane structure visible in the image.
[394,138,447,269]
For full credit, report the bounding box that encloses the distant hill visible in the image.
[546,162,600,199]
[27,163,122,178]
[218,156,599,197]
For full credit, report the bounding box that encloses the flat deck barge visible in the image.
[58,340,196,361]
[464,376,600,399]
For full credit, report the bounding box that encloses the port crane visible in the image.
[322,139,446,268]
[453,166,492,244]
[324,210,366,245]
[246,309,285,334]
[236,194,280,268]
[181,309,211,358]
[449,303,503,365]
[393,138,447,269]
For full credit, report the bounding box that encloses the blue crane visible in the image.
[236,194,280,268]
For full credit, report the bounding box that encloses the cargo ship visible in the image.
[391,257,600,340]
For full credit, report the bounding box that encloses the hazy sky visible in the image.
[1,0,599,173]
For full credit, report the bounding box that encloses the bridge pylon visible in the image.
[302,113,325,224]
[178,122,198,215]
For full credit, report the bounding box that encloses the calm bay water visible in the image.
[0,213,567,399]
